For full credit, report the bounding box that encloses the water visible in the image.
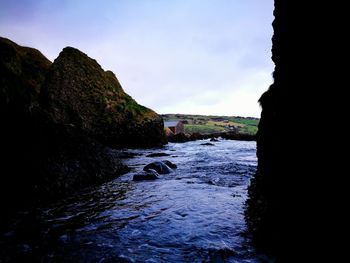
[1,139,267,262]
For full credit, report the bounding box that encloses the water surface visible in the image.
[1,139,266,262]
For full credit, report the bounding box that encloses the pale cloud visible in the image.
[0,0,274,117]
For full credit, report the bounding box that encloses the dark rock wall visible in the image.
[0,37,163,209]
[0,37,52,207]
[245,1,336,260]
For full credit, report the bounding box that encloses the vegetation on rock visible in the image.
[0,37,164,208]
[41,47,164,148]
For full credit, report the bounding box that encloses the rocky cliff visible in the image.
[0,37,51,113]
[245,1,335,260]
[40,47,164,148]
[0,37,164,208]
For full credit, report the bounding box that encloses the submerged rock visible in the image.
[133,169,159,181]
[200,142,215,146]
[210,138,219,142]
[144,161,172,174]
[146,152,170,157]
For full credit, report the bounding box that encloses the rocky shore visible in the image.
[0,37,164,208]
[166,131,256,143]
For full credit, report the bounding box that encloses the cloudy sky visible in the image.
[0,0,274,117]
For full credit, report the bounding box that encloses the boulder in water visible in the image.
[144,161,172,174]
[133,169,159,181]
[200,142,215,146]
[168,132,190,143]
[162,160,177,169]
[189,132,204,140]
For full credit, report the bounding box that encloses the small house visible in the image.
[164,120,184,134]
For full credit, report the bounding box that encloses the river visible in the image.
[0,139,270,262]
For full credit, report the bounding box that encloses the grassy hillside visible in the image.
[161,114,259,135]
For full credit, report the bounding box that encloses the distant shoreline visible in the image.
[161,113,259,137]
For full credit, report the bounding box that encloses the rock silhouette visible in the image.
[133,169,159,181]
[144,161,173,174]
[41,46,164,148]
[162,160,177,169]
[245,1,336,261]
[0,37,164,207]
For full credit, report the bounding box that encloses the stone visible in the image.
[133,169,159,181]
[200,142,215,146]
[162,160,177,169]
[144,161,172,174]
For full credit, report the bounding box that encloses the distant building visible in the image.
[164,120,184,134]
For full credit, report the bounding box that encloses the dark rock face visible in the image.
[245,1,333,260]
[0,37,53,207]
[29,117,130,199]
[144,161,172,174]
[40,47,164,148]
[220,132,255,141]
[0,37,163,208]
[189,132,203,141]
[0,37,51,114]
[167,132,191,143]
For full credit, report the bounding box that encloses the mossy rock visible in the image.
[0,37,51,113]
[40,47,164,147]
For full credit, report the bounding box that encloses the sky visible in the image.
[0,0,274,117]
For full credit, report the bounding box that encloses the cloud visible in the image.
[0,0,274,117]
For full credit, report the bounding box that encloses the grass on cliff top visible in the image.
[99,72,157,123]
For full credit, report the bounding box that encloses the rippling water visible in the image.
[1,139,268,262]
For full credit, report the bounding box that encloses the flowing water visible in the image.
[1,139,269,262]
